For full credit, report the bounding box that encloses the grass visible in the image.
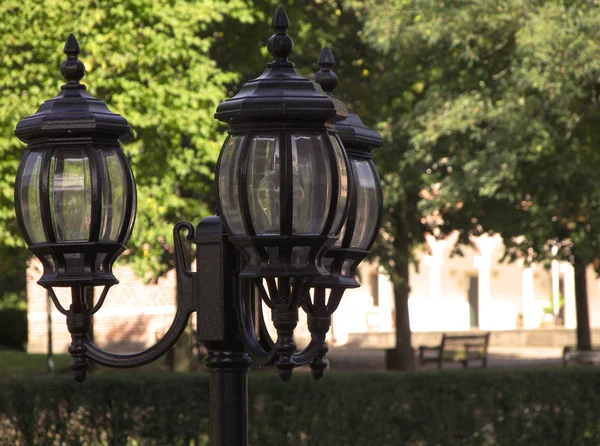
[0,347,189,380]
[0,348,71,378]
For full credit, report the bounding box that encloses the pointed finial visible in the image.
[267,6,294,64]
[60,33,85,89]
[64,33,80,57]
[318,46,335,68]
[272,5,290,29]
[315,46,338,94]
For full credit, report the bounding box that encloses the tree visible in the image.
[350,0,522,369]
[363,0,600,352]
[1,0,261,281]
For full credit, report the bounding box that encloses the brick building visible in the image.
[29,232,600,354]
[27,258,178,354]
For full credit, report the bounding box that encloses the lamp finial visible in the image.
[315,46,338,94]
[60,33,85,88]
[267,6,294,63]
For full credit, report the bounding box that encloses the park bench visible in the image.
[418,332,490,369]
[562,346,600,366]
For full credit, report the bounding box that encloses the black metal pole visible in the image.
[194,215,251,446]
[205,349,250,446]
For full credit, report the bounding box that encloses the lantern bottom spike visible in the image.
[66,289,92,382]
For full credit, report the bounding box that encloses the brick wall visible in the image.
[27,258,177,354]
[27,258,329,355]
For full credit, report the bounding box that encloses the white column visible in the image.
[550,245,560,322]
[561,262,576,329]
[424,235,445,301]
[520,261,537,329]
[473,235,498,330]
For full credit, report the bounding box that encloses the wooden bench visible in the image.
[562,346,600,366]
[418,333,490,369]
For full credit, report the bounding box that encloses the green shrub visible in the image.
[1,368,600,445]
[0,308,27,349]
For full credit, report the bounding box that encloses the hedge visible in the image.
[1,368,600,445]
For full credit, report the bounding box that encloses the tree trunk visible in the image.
[389,222,414,371]
[573,255,592,351]
[392,281,414,370]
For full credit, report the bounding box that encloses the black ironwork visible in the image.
[14,8,383,446]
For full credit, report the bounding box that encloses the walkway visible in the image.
[325,346,563,371]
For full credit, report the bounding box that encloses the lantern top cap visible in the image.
[214,6,346,124]
[315,47,382,153]
[15,33,133,143]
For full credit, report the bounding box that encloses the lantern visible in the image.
[214,6,350,280]
[14,34,136,288]
[313,46,383,289]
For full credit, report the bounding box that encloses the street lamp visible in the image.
[14,6,382,445]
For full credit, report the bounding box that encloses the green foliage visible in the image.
[1,0,260,280]
[2,0,375,283]
[211,0,373,112]
[361,0,600,268]
[0,309,27,349]
[3,369,600,444]
[0,247,28,310]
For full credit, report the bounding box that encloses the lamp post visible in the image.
[14,6,382,446]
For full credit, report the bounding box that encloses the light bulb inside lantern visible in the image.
[50,151,92,242]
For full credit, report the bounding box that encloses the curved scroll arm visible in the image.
[46,287,69,315]
[91,285,112,315]
[235,277,277,366]
[290,336,327,367]
[84,221,196,369]
[326,287,345,314]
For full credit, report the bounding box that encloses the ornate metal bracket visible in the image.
[62,221,196,381]
[235,275,346,381]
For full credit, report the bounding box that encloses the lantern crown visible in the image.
[15,34,133,144]
[214,6,347,124]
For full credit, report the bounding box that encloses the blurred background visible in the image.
[3,1,600,443]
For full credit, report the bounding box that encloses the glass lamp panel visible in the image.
[50,150,92,242]
[19,151,46,243]
[247,134,280,235]
[328,136,349,235]
[291,134,331,234]
[350,159,380,250]
[125,177,137,242]
[218,135,246,234]
[341,259,354,276]
[334,221,347,248]
[99,149,127,241]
